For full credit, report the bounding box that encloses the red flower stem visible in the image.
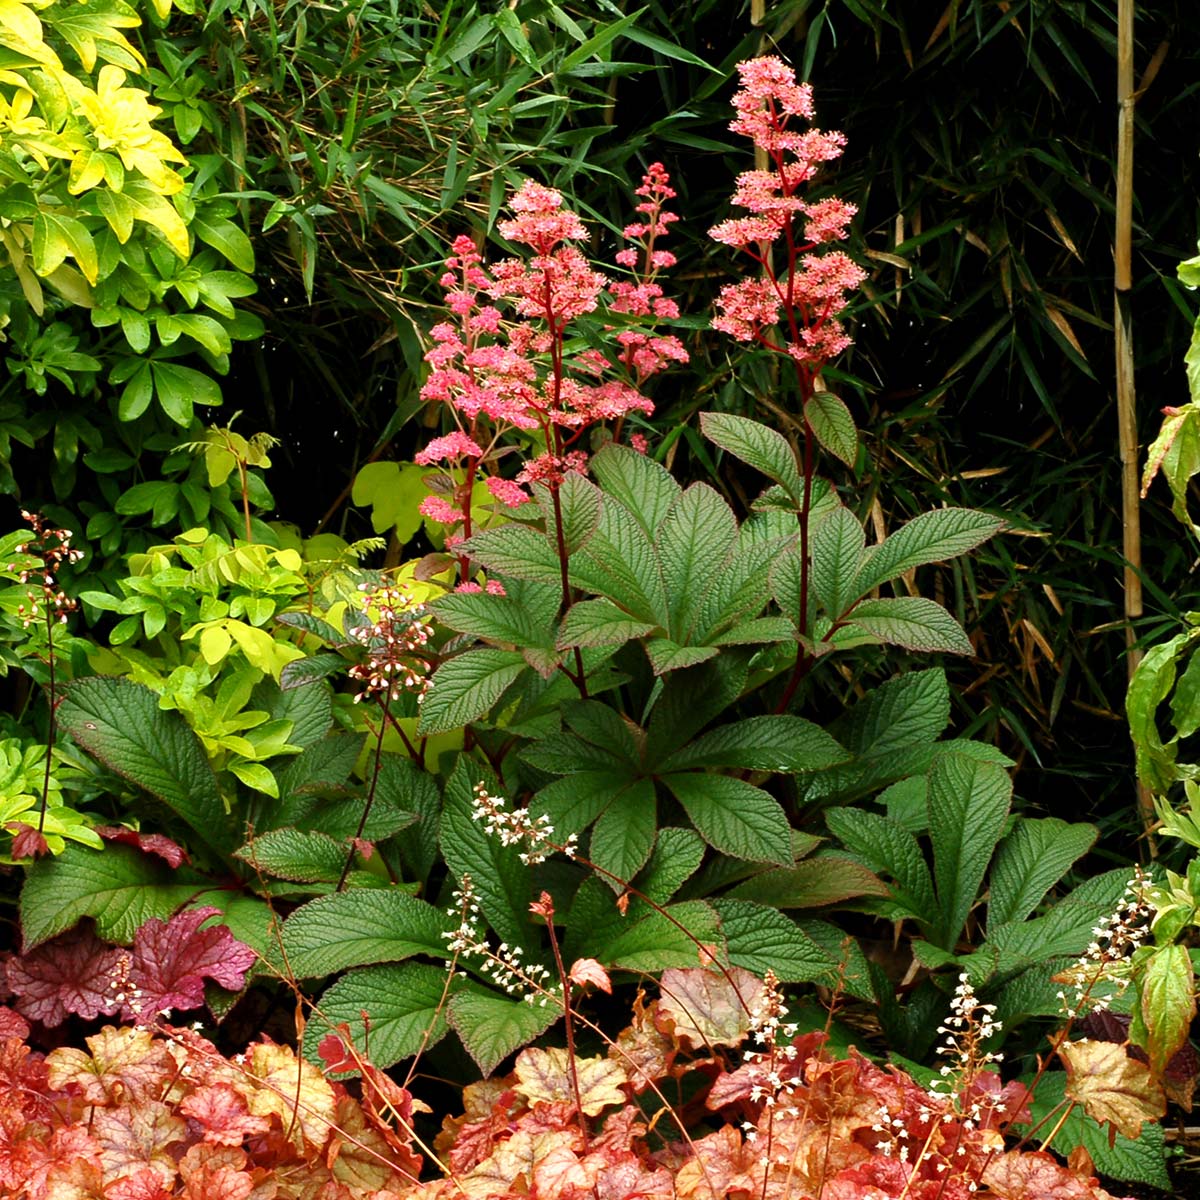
[540,907,590,1147]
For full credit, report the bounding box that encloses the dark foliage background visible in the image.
[6,0,1199,847]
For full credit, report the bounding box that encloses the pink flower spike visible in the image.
[485,475,531,508]
[414,432,485,465]
[454,582,483,593]
[419,495,465,524]
[485,579,506,596]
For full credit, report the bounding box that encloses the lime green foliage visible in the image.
[0,737,100,858]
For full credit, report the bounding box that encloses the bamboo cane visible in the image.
[1115,0,1155,847]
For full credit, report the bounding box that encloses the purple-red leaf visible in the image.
[124,908,256,1022]
[95,826,190,868]
[6,925,122,1026]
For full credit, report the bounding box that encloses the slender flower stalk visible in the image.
[709,57,864,710]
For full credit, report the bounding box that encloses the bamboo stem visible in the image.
[1115,0,1155,847]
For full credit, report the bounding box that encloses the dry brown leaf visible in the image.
[1060,1038,1165,1141]
[655,966,764,1051]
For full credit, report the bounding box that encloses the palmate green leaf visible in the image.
[636,827,705,904]
[644,639,717,674]
[529,770,631,839]
[375,754,442,885]
[590,441,680,536]
[279,652,345,691]
[927,754,1012,950]
[448,990,559,1076]
[824,807,938,923]
[432,581,559,649]
[709,616,795,646]
[655,483,737,643]
[699,411,803,504]
[280,890,448,978]
[712,900,836,985]
[644,654,749,766]
[563,700,639,760]
[987,869,1132,967]
[845,596,974,655]
[695,533,787,642]
[769,543,805,629]
[417,648,527,735]
[805,392,858,468]
[593,899,723,973]
[855,508,1003,594]
[811,505,865,618]
[57,676,233,852]
[658,714,848,773]
[570,496,667,624]
[302,963,451,1072]
[440,758,531,948]
[457,523,563,584]
[801,668,951,804]
[538,471,601,556]
[590,778,656,886]
[663,773,791,865]
[235,827,354,884]
[20,844,208,949]
[557,597,656,649]
[987,816,1097,928]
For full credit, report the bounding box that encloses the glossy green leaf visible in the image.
[20,844,207,949]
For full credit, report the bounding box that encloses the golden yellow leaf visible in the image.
[512,1046,627,1116]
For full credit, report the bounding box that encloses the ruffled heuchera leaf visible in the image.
[8,823,50,859]
[6,924,122,1026]
[568,958,611,993]
[123,907,256,1022]
[1060,1038,1166,1141]
[608,994,675,1094]
[178,1084,271,1146]
[981,1148,1129,1199]
[47,1026,174,1105]
[655,965,764,1050]
[0,1005,29,1040]
[512,1047,628,1116]
[243,1040,338,1152]
[92,1100,186,1189]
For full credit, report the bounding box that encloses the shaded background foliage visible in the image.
[6,0,1200,840]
